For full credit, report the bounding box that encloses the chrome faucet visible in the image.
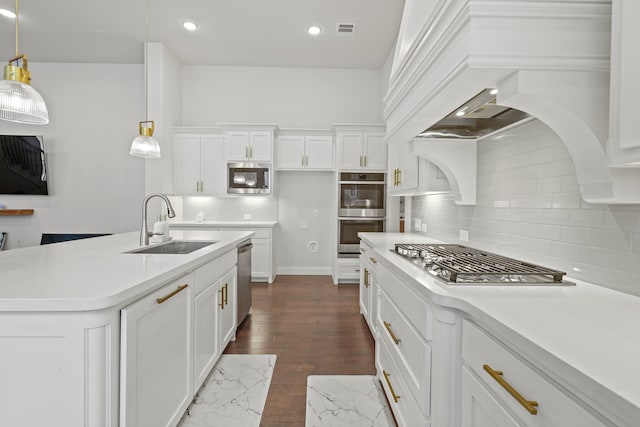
[140,193,176,245]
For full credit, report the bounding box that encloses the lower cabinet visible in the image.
[461,366,521,427]
[218,267,237,349]
[120,274,195,427]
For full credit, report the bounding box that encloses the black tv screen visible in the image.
[0,135,48,195]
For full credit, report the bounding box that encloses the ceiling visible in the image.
[0,0,405,68]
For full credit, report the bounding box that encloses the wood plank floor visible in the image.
[224,275,376,426]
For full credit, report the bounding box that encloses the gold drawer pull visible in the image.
[369,257,378,264]
[219,288,224,309]
[156,284,188,304]
[383,321,401,345]
[382,370,400,403]
[223,283,228,305]
[483,364,538,415]
[364,269,370,288]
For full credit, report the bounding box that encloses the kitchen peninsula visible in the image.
[0,230,252,427]
[361,232,640,427]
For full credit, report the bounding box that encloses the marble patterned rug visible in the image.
[178,354,276,427]
[306,375,396,427]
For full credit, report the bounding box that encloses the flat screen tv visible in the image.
[0,135,48,195]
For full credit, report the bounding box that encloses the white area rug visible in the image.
[306,375,395,427]
[179,354,276,427]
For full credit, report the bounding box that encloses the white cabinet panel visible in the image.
[120,275,194,427]
[226,130,272,161]
[339,132,365,170]
[175,133,225,195]
[218,268,237,350]
[194,280,220,392]
[251,238,269,281]
[277,134,333,170]
[462,367,522,427]
[305,135,334,169]
[336,128,386,171]
[175,134,202,195]
[363,132,386,170]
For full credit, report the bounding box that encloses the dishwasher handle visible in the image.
[237,241,253,253]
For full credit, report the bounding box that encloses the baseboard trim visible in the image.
[276,267,332,275]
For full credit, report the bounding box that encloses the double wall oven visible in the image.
[338,172,386,257]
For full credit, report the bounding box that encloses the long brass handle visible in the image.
[156,284,188,304]
[393,169,398,186]
[383,321,401,345]
[369,257,378,264]
[219,288,224,309]
[382,371,400,403]
[364,155,367,167]
[364,268,369,288]
[223,283,228,306]
[483,364,538,415]
[397,169,402,185]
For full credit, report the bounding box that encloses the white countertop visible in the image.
[0,230,253,312]
[360,232,640,424]
[169,220,277,228]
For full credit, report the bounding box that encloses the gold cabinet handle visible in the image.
[223,283,228,306]
[383,321,401,345]
[483,364,538,415]
[364,268,370,288]
[382,370,400,403]
[219,288,224,309]
[156,284,188,304]
[397,169,402,185]
[364,155,367,167]
[369,257,378,264]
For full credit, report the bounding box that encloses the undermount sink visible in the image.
[126,240,218,255]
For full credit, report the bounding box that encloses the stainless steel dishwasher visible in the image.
[236,240,252,325]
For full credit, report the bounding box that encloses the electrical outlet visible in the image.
[313,209,319,217]
[421,223,427,233]
[459,229,469,241]
[415,218,422,230]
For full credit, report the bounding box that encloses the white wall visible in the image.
[181,66,383,127]
[411,119,640,297]
[0,63,145,249]
[275,171,335,275]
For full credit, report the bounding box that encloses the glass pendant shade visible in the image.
[130,120,161,158]
[0,59,49,125]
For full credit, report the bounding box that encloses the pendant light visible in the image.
[130,0,160,158]
[0,0,49,125]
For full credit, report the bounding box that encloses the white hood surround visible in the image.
[385,0,640,205]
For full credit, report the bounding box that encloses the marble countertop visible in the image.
[170,220,277,228]
[0,230,253,312]
[360,232,640,424]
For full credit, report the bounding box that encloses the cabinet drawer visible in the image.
[194,258,220,295]
[336,260,360,277]
[462,319,606,427]
[377,288,431,417]
[359,243,379,272]
[219,249,237,273]
[377,338,429,427]
[377,264,431,340]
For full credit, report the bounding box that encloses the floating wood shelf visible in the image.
[0,209,34,216]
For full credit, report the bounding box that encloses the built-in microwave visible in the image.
[227,162,271,194]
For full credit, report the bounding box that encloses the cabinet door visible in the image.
[218,268,237,350]
[175,134,202,195]
[194,281,220,393]
[306,135,334,170]
[338,132,364,170]
[200,134,226,195]
[387,143,401,191]
[398,142,418,191]
[461,367,522,427]
[276,135,306,169]
[249,131,272,161]
[251,238,270,281]
[226,131,250,160]
[363,132,387,170]
[360,266,372,331]
[120,276,194,427]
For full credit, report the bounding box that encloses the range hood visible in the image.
[417,89,530,140]
[384,0,640,205]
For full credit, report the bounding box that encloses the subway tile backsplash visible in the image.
[412,119,640,297]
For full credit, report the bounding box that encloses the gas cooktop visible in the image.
[394,243,574,286]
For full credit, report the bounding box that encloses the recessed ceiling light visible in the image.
[182,20,199,31]
[0,8,16,18]
[307,25,322,36]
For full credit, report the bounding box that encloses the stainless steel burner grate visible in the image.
[394,244,567,283]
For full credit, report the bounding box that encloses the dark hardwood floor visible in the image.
[224,275,376,426]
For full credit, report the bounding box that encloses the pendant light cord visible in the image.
[144,0,149,122]
[15,0,19,56]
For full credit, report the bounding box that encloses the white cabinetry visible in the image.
[120,275,194,427]
[388,141,450,196]
[175,133,226,195]
[359,241,378,335]
[461,319,607,427]
[225,129,274,161]
[276,134,334,170]
[335,125,386,171]
[218,267,237,348]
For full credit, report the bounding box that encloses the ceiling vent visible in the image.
[336,23,356,36]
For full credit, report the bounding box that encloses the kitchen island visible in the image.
[0,230,252,427]
[360,232,640,427]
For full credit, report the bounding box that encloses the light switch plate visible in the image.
[459,229,469,241]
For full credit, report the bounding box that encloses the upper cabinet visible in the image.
[335,124,386,171]
[388,140,451,197]
[222,124,277,162]
[276,131,334,170]
[174,131,226,196]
